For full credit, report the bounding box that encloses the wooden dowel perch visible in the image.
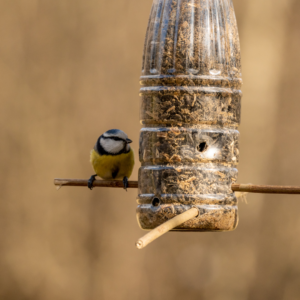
[232,184,300,194]
[54,179,300,194]
[136,207,199,249]
[54,179,138,189]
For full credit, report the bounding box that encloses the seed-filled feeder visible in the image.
[54,0,300,249]
[137,0,241,233]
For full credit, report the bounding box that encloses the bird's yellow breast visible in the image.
[90,148,134,180]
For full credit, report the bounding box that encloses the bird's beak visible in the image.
[126,138,132,144]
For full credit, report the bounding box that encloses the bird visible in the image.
[88,129,134,190]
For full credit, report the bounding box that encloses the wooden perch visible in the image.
[54,179,300,194]
[232,184,300,194]
[54,179,138,189]
[136,207,199,249]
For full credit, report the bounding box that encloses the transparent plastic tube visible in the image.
[137,0,242,231]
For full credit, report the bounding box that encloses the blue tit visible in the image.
[88,129,134,190]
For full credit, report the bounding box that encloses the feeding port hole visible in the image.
[197,142,208,152]
[152,198,160,207]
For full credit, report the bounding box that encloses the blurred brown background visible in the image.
[1,0,300,299]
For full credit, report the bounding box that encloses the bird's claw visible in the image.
[88,174,97,190]
[123,176,128,191]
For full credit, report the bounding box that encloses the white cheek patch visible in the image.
[100,138,124,154]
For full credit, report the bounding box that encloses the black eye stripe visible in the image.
[102,136,125,142]
[106,137,123,141]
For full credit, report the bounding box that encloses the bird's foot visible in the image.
[123,176,128,191]
[88,174,97,190]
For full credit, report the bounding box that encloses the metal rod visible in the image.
[136,207,199,250]
[54,179,300,194]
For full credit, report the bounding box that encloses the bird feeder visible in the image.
[137,0,242,231]
[54,0,300,249]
